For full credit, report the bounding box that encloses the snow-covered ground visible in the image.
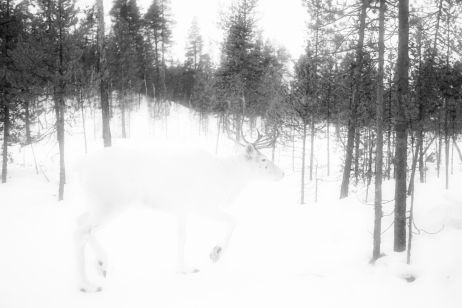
[1,101,462,308]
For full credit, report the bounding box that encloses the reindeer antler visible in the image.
[240,129,252,145]
[227,120,278,149]
[251,129,277,149]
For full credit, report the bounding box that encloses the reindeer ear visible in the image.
[245,144,255,159]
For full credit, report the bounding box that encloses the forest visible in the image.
[1,0,462,305]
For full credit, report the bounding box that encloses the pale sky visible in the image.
[78,0,308,63]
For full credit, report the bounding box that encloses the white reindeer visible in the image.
[75,134,284,292]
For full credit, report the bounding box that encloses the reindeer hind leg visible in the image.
[75,213,103,293]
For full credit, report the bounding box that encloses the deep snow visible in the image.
[1,101,461,308]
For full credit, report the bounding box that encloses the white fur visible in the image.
[75,144,284,292]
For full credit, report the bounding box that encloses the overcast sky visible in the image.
[78,0,308,63]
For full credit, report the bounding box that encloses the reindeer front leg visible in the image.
[88,233,108,278]
[176,214,199,274]
[208,210,236,263]
[75,225,103,292]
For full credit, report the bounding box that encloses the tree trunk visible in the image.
[301,121,307,204]
[437,125,442,178]
[451,136,454,175]
[327,119,330,176]
[366,129,373,202]
[97,0,111,147]
[2,104,9,183]
[354,128,361,185]
[54,86,66,201]
[292,127,296,172]
[415,23,425,184]
[121,95,127,139]
[309,117,315,181]
[418,130,425,183]
[1,1,10,184]
[386,128,392,180]
[340,0,367,199]
[25,100,32,145]
[271,140,276,162]
[394,0,409,253]
[445,104,449,190]
[453,136,462,163]
[408,134,421,195]
[326,80,331,177]
[215,115,221,154]
[407,181,415,265]
[55,0,66,201]
[372,0,386,262]
[80,91,88,154]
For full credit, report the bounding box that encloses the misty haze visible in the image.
[1,0,462,307]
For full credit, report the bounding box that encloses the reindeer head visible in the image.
[240,130,284,181]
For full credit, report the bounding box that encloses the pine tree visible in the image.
[110,0,144,137]
[1,0,36,183]
[340,0,368,199]
[185,18,203,72]
[372,0,386,262]
[394,0,409,252]
[144,0,172,100]
[97,0,111,146]
[36,0,79,200]
[216,0,259,140]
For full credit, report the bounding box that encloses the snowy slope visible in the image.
[1,101,461,308]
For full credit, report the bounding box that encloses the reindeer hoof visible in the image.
[79,282,102,293]
[177,266,200,274]
[210,246,223,262]
[96,260,107,278]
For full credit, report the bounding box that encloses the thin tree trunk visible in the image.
[444,19,450,189]
[407,180,415,265]
[408,133,421,195]
[451,137,454,175]
[373,0,385,261]
[30,142,39,175]
[215,115,221,154]
[386,83,393,180]
[54,87,65,201]
[121,96,127,139]
[2,104,9,183]
[340,0,367,199]
[445,106,450,189]
[1,1,10,184]
[80,90,88,154]
[327,118,330,176]
[271,138,276,162]
[394,0,409,252]
[453,136,462,163]
[55,0,66,201]
[326,80,331,177]
[354,128,361,185]
[25,100,32,144]
[301,121,307,204]
[292,127,296,172]
[97,0,111,147]
[309,118,315,181]
[418,131,425,183]
[415,23,425,184]
[366,129,373,203]
[437,125,442,178]
[93,106,97,140]
[386,127,392,180]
